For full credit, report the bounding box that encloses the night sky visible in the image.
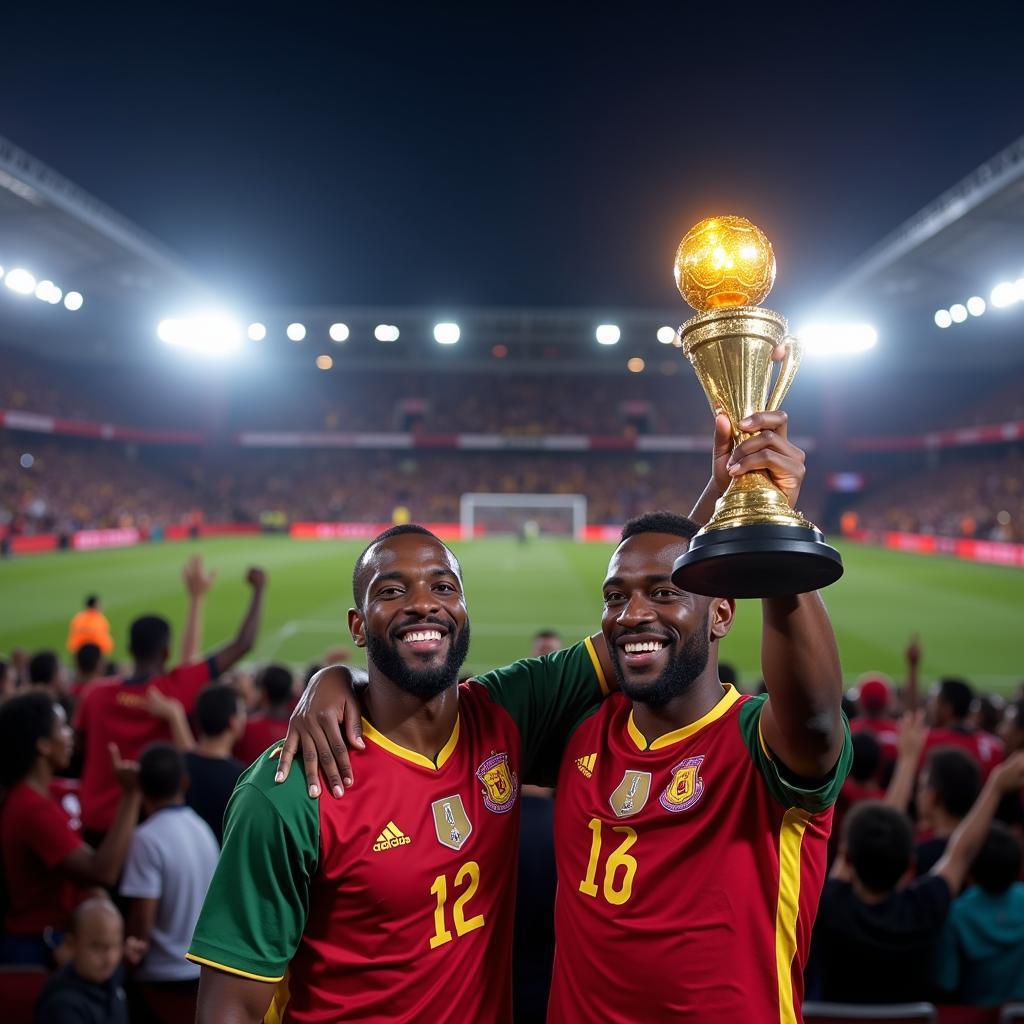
[2,3,1021,314]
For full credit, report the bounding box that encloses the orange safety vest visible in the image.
[67,608,114,654]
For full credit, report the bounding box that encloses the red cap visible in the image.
[858,675,891,714]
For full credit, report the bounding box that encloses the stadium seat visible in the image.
[1001,1007,1024,1023]
[0,964,48,1024]
[937,1007,1000,1024]
[803,1003,937,1023]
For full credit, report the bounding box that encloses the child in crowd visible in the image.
[34,897,130,1024]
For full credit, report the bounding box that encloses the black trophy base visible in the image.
[671,523,844,598]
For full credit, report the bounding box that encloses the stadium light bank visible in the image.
[157,314,243,356]
[934,274,1024,328]
[795,322,878,357]
[1,265,83,310]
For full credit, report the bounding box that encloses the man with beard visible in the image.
[280,410,851,1023]
[187,525,611,1024]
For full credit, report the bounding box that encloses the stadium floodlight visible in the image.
[433,322,460,345]
[248,322,267,341]
[315,354,333,370]
[329,322,350,342]
[934,309,952,329]
[4,267,36,295]
[798,322,878,356]
[19,453,34,469]
[156,313,243,356]
[990,281,1018,309]
[63,291,84,311]
[374,324,399,342]
[966,296,986,317]
[627,357,645,373]
[595,324,620,345]
[0,265,5,279]
[949,303,968,323]
[34,279,56,302]
[656,325,677,344]
[287,322,306,341]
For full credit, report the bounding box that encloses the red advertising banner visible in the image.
[843,528,1024,568]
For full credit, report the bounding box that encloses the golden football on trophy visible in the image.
[674,215,776,311]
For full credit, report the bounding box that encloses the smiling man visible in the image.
[187,525,611,1024]
[547,508,850,1023]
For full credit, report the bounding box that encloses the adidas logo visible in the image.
[373,821,412,852]
[575,753,597,779]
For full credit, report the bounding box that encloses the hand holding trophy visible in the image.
[670,215,843,598]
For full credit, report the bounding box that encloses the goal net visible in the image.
[459,493,587,541]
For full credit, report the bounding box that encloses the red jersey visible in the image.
[0,782,85,934]
[549,686,851,1024]
[850,715,899,766]
[189,640,609,1024]
[923,727,1004,780]
[234,714,289,767]
[75,658,217,832]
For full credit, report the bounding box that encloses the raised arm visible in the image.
[904,633,921,712]
[180,554,217,665]
[210,568,267,676]
[884,710,928,812]
[61,745,142,887]
[932,751,1024,894]
[713,408,845,779]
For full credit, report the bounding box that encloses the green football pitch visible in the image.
[1,536,1021,693]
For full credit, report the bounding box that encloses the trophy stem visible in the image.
[704,470,812,533]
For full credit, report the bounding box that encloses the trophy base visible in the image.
[671,523,844,599]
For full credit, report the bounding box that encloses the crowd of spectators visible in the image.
[2,555,1023,1021]
[848,449,1024,542]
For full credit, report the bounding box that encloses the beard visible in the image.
[365,620,471,700]
[611,626,711,709]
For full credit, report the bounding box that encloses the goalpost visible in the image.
[459,493,588,541]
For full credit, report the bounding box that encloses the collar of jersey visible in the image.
[626,684,741,752]
[360,715,460,770]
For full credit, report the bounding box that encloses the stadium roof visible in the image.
[0,134,199,356]
[822,133,1024,366]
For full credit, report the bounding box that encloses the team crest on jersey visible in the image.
[431,794,473,851]
[609,770,652,818]
[659,755,705,813]
[476,752,518,813]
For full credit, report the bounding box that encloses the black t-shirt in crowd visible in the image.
[184,752,245,845]
[810,875,952,1003]
[914,836,948,876]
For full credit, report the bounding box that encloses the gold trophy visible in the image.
[669,215,843,598]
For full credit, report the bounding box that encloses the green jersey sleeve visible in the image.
[187,748,320,982]
[737,694,852,813]
[475,637,609,786]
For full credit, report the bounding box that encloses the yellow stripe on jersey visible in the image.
[583,635,611,695]
[361,715,461,770]
[774,807,811,1024]
[184,952,284,983]
[626,684,742,751]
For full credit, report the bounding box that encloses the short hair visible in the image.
[534,629,561,641]
[0,691,57,786]
[195,684,242,738]
[351,524,460,608]
[85,595,99,609]
[28,650,59,685]
[75,642,102,675]
[139,743,185,801]
[70,896,121,936]
[971,822,1022,895]
[130,615,171,661]
[923,747,981,818]
[938,678,974,720]
[844,801,913,892]
[620,511,699,543]
[257,664,294,706]
[850,732,882,783]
